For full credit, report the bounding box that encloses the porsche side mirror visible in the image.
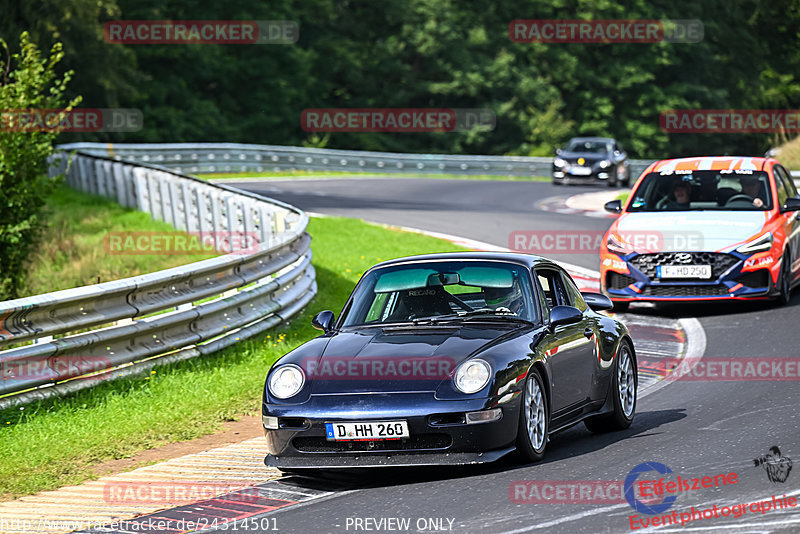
[780,197,800,213]
[604,199,622,213]
[581,292,613,312]
[549,306,583,328]
[312,310,336,333]
[555,148,562,155]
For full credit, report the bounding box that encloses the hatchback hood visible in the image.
[307,324,516,394]
[615,211,770,252]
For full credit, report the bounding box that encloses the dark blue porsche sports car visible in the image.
[262,252,637,470]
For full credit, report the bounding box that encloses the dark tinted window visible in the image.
[627,170,772,212]
[341,260,539,325]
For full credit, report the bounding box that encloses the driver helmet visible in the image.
[483,282,523,313]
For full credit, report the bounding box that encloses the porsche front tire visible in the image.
[516,367,549,462]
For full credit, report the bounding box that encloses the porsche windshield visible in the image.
[626,170,772,212]
[340,261,539,326]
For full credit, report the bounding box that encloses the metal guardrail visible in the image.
[63,142,800,181]
[0,150,316,410]
[58,142,658,181]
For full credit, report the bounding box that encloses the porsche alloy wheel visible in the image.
[517,367,548,462]
[618,344,636,418]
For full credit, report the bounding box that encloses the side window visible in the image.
[775,165,798,199]
[560,272,588,312]
[775,170,789,208]
[535,269,569,310]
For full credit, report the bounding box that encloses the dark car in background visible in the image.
[262,252,637,471]
[552,137,631,187]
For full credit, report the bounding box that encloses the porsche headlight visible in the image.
[737,232,773,255]
[268,364,305,399]
[454,359,491,394]
[553,157,568,168]
[607,234,634,255]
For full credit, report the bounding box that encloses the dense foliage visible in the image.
[1,0,800,158]
[0,32,78,298]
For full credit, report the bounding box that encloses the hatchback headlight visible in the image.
[454,359,491,394]
[737,232,773,255]
[553,157,568,168]
[607,234,634,255]
[598,160,611,168]
[268,364,305,399]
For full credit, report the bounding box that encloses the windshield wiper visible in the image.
[411,309,535,326]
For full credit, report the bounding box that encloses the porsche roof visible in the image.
[650,156,771,172]
[370,251,558,270]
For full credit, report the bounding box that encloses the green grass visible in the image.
[0,216,467,500]
[20,185,217,297]
[615,192,630,203]
[776,135,800,170]
[201,169,550,182]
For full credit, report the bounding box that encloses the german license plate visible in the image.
[325,421,409,441]
[570,167,591,176]
[656,265,712,279]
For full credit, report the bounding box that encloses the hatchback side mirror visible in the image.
[549,305,583,328]
[312,310,336,333]
[604,199,622,213]
[780,197,800,213]
[581,292,613,311]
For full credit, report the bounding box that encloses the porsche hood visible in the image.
[301,324,517,394]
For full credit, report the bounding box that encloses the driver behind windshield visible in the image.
[740,176,766,208]
[483,283,524,315]
[661,180,692,210]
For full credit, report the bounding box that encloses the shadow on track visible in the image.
[624,292,800,320]
[276,408,686,491]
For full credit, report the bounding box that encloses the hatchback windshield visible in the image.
[627,170,772,212]
[340,261,539,326]
[564,139,611,154]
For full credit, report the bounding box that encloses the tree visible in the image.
[0,31,80,299]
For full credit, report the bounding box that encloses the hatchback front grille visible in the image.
[735,269,770,288]
[629,252,739,280]
[641,284,729,297]
[606,272,636,290]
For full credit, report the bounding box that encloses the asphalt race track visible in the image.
[201,178,800,533]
